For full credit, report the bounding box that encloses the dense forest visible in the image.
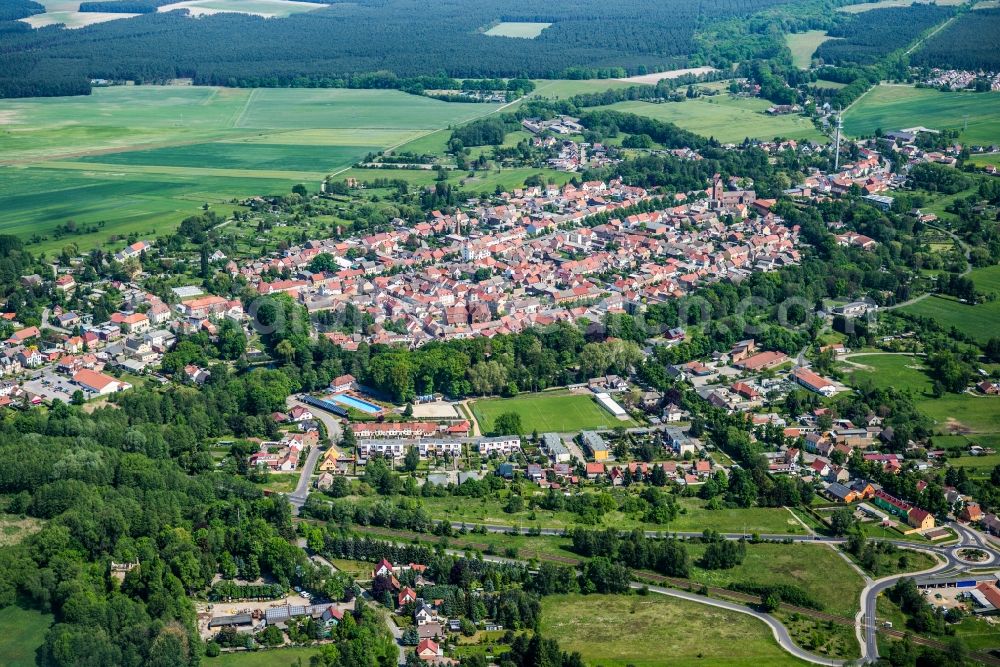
[814,5,953,66]
[911,8,1000,71]
[0,0,794,97]
[0,0,43,21]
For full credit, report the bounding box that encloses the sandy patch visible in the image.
[410,402,460,419]
[158,0,327,18]
[616,67,719,85]
[21,10,139,28]
[0,111,19,126]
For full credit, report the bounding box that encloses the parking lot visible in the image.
[22,371,79,403]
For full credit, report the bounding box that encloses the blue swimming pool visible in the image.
[330,393,382,414]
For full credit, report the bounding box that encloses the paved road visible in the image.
[638,584,848,666]
[285,395,342,511]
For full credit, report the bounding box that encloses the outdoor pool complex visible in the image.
[330,393,382,414]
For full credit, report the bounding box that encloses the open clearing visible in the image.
[838,0,964,12]
[602,95,826,143]
[0,86,503,252]
[840,352,1000,435]
[483,22,552,38]
[844,85,1000,145]
[158,0,326,18]
[614,66,719,85]
[470,390,635,434]
[686,542,864,618]
[785,30,831,69]
[0,604,53,667]
[540,594,807,666]
[21,10,138,27]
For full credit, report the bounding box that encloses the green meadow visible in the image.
[540,594,807,666]
[785,30,832,69]
[601,95,826,143]
[0,604,53,667]
[840,352,1000,435]
[844,85,1000,145]
[0,86,503,252]
[900,265,1000,343]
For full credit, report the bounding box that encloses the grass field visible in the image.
[901,297,1000,343]
[844,85,1000,145]
[840,353,1000,435]
[484,22,552,38]
[0,86,503,252]
[601,95,826,143]
[540,594,807,666]
[207,647,320,665]
[686,542,864,618]
[470,390,635,434]
[412,495,807,535]
[0,604,53,667]
[785,30,832,69]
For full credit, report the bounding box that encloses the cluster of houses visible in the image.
[248,430,319,472]
[919,68,1000,92]
[212,173,800,350]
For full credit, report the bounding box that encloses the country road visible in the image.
[286,395,341,511]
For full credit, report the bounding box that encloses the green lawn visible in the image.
[0,86,503,252]
[686,542,864,618]
[483,22,552,38]
[540,594,808,666]
[945,452,1000,479]
[844,85,1000,145]
[207,647,321,666]
[785,30,831,69]
[839,354,933,395]
[601,95,826,143]
[0,604,53,667]
[471,390,636,434]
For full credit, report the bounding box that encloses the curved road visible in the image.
[637,583,848,666]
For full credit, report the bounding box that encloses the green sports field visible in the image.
[0,86,503,252]
[540,594,808,666]
[600,95,826,143]
[844,85,1000,145]
[470,390,636,434]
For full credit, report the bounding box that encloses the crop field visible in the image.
[470,390,635,434]
[540,594,807,666]
[843,85,1000,145]
[484,22,552,38]
[0,604,52,667]
[0,86,502,252]
[785,30,832,68]
[602,95,826,143]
